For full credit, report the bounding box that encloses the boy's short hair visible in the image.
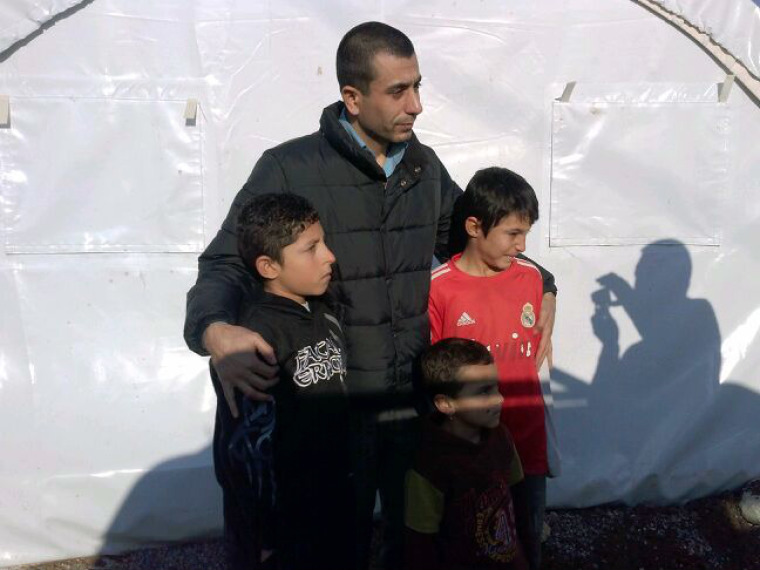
[449,166,539,254]
[420,338,494,398]
[237,193,320,280]
[336,22,415,94]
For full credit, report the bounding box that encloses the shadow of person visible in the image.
[92,443,223,565]
[551,240,760,506]
[589,240,720,498]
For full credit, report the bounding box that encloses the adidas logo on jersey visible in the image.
[456,312,476,327]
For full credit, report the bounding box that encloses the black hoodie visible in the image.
[240,292,350,479]
[212,292,353,568]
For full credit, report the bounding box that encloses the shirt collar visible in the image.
[339,108,407,178]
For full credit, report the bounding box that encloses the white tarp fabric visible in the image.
[0,0,83,53]
[2,97,204,253]
[653,0,760,78]
[1,0,759,566]
[549,85,729,247]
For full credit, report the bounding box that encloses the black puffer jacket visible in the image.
[185,101,554,405]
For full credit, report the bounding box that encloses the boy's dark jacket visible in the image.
[234,291,350,477]
[185,101,556,407]
[211,291,353,567]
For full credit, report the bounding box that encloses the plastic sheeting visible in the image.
[0,0,83,53]
[652,0,760,78]
[549,85,728,246]
[2,97,204,253]
[1,0,759,566]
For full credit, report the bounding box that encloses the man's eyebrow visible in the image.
[386,75,423,92]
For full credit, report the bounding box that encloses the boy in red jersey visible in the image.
[428,167,552,570]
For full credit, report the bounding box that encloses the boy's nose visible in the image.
[484,393,504,409]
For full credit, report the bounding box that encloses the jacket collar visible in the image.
[257,291,313,316]
[256,289,345,321]
[320,101,429,183]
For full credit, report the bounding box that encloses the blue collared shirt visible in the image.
[339,109,408,178]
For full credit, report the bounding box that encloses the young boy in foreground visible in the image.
[428,167,553,570]
[211,193,353,570]
[404,338,528,570]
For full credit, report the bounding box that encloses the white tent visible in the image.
[1,0,758,565]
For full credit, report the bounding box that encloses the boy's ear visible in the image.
[433,394,456,418]
[341,85,362,116]
[255,255,281,280]
[464,216,482,238]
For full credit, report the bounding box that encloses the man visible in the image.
[185,21,557,569]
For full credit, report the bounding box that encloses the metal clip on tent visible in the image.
[184,98,199,126]
[0,95,9,128]
[558,81,577,103]
[718,74,735,103]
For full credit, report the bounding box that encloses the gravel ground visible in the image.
[11,484,759,570]
[542,486,759,570]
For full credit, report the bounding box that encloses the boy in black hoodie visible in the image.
[212,193,353,570]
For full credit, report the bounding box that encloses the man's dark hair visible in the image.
[336,21,415,93]
[420,338,494,398]
[237,193,320,281]
[448,166,539,255]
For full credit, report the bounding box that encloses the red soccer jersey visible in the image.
[429,254,547,474]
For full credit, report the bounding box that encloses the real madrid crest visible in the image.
[521,303,536,328]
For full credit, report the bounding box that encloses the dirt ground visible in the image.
[11,485,759,570]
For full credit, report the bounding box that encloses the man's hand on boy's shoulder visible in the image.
[203,322,280,418]
[536,292,556,371]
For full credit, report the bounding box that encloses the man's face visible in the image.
[470,212,532,272]
[450,363,503,430]
[268,221,336,304]
[347,52,423,151]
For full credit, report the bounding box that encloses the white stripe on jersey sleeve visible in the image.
[431,263,452,281]
[514,257,543,278]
